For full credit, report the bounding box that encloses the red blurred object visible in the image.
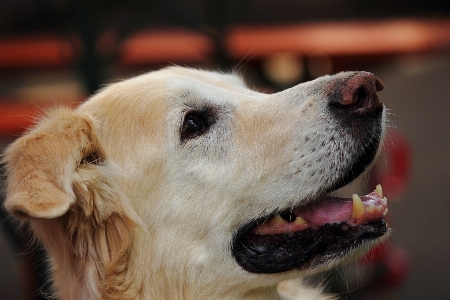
[227,19,450,59]
[380,244,410,287]
[371,128,412,200]
[357,128,412,290]
[0,36,75,69]
[120,29,213,65]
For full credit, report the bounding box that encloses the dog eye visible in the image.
[181,112,206,138]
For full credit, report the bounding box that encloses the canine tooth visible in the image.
[270,214,287,226]
[375,184,383,198]
[352,194,364,218]
[383,208,389,217]
[367,203,376,213]
[294,216,306,225]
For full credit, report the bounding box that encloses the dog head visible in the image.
[3,67,389,299]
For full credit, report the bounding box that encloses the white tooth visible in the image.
[375,184,383,198]
[383,208,389,217]
[294,216,306,225]
[375,205,383,213]
[352,194,365,219]
[367,203,376,213]
[270,214,287,226]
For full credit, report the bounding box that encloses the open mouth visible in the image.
[232,184,390,274]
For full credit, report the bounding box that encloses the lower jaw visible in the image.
[232,220,389,274]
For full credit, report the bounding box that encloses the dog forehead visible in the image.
[85,67,262,117]
[160,67,263,101]
[162,66,246,88]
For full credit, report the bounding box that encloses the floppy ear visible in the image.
[3,107,130,218]
[3,108,91,218]
[2,107,139,265]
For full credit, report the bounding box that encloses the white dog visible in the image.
[3,67,389,300]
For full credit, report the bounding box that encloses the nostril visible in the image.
[353,87,367,107]
[357,87,367,102]
[355,86,368,107]
[333,86,367,110]
[329,72,383,116]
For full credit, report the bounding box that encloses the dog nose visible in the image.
[329,72,384,116]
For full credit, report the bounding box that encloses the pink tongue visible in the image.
[295,197,354,226]
[252,191,387,235]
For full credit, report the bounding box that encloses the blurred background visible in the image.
[1,0,449,299]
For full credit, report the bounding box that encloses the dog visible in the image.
[2,67,389,299]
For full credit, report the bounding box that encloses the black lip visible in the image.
[232,220,388,274]
[325,127,382,194]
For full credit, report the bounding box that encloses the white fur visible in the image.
[2,67,386,299]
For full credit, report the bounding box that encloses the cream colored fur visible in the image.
[3,67,385,299]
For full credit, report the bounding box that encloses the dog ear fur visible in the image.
[3,108,88,219]
[3,107,133,219]
[2,107,140,298]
